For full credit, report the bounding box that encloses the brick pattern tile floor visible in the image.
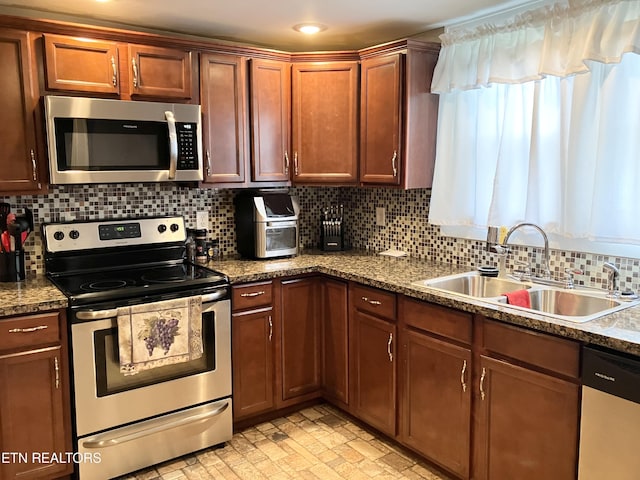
[117,404,451,480]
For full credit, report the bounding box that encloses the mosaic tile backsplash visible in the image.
[3,184,639,292]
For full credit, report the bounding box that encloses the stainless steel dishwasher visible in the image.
[578,346,640,479]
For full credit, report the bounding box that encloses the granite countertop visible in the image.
[0,276,68,317]
[209,250,640,357]
[4,250,640,356]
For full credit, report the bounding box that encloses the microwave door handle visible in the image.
[165,111,178,180]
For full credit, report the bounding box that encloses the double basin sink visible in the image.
[412,272,640,323]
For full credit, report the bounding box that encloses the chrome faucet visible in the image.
[603,262,620,297]
[502,222,552,279]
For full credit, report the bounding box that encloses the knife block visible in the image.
[320,220,345,251]
[0,251,25,282]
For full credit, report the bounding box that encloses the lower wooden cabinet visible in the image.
[349,284,397,437]
[231,307,275,420]
[279,277,321,402]
[0,311,72,480]
[321,278,348,405]
[400,328,471,478]
[473,356,579,479]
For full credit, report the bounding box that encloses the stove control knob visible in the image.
[157,224,167,233]
[69,230,80,240]
[170,223,180,232]
[53,231,65,241]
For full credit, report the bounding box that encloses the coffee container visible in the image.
[187,228,208,264]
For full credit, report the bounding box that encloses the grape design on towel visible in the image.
[117,296,203,375]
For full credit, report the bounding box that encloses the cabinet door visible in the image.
[322,278,348,405]
[0,29,42,194]
[399,328,471,478]
[231,308,275,420]
[249,59,290,182]
[0,346,71,480]
[128,44,192,99]
[360,54,402,185]
[43,34,120,94]
[473,355,579,480]
[200,54,247,184]
[280,277,321,401]
[350,309,396,436]
[291,62,359,184]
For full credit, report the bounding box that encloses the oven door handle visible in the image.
[76,308,119,320]
[81,401,229,449]
[75,289,228,320]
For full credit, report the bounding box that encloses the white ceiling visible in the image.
[0,0,536,51]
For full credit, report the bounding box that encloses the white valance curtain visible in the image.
[428,0,640,243]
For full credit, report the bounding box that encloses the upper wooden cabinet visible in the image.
[249,59,291,183]
[291,61,359,184]
[43,34,193,100]
[0,28,44,194]
[360,41,440,188]
[200,53,247,184]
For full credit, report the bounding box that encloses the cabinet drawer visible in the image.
[232,281,273,311]
[0,312,61,351]
[401,296,472,345]
[352,284,396,321]
[482,319,580,378]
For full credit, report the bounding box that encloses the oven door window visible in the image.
[54,118,170,171]
[94,310,215,397]
[266,227,296,251]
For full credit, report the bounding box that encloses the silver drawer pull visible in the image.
[54,356,60,389]
[240,291,265,298]
[9,325,48,333]
[361,296,382,306]
[268,315,273,342]
[387,333,393,362]
[461,360,467,393]
[480,367,487,400]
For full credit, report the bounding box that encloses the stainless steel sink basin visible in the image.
[493,288,639,322]
[412,271,640,323]
[412,272,530,298]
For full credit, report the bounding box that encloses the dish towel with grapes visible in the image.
[117,296,203,375]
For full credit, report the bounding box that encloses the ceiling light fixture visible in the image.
[293,23,327,35]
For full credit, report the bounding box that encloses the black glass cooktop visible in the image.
[48,262,228,306]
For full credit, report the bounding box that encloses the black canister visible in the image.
[189,228,208,264]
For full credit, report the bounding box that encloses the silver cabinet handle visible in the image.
[54,356,60,389]
[165,111,178,180]
[461,360,467,393]
[131,57,139,88]
[361,296,382,306]
[268,315,273,342]
[480,367,486,400]
[391,150,398,177]
[9,325,48,333]
[387,333,393,362]
[240,291,265,298]
[284,151,290,175]
[294,152,299,176]
[82,401,229,449]
[30,149,37,181]
[111,55,117,87]
[206,150,211,177]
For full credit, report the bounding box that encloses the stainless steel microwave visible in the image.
[44,95,203,185]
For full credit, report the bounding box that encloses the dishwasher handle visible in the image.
[582,346,640,405]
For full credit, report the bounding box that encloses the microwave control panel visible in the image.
[176,123,199,170]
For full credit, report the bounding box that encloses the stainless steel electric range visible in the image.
[43,216,232,480]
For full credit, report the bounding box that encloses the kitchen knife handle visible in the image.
[131,57,139,88]
[111,55,117,87]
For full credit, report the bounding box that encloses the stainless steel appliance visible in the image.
[44,95,203,185]
[43,216,231,480]
[234,192,300,259]
[578,346,640,479]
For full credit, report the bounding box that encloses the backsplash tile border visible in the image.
[3,184,639,293]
